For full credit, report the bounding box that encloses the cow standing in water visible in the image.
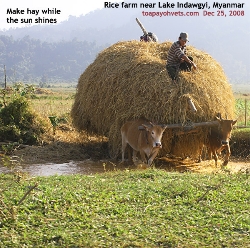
[199,115,237,166]
[121,119,167,166]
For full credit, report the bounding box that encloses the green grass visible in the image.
[25,87,250,128]
[31,92,74,119]
[233,127,250,136]
[235,98,250,126]
[1,170,249,247]
[31,89,249,127]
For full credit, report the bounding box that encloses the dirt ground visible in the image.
[164,158,250,174]
[8,141,250,175]
[1,126,249,175]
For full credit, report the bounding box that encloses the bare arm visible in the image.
[181,55,197,69]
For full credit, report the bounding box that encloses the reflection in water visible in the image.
[1,159,249,176]
[0,159,189,176]
[0,160,129,176]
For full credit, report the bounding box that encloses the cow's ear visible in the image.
[232,120,237,125]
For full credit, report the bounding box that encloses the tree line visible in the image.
[0,35,105,85]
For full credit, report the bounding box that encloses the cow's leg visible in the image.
[139,150,147,164]
[211,149,218,167]
[127,145,133,163]
[217,145,226,158]
[132,149,138,163]
[197,144,204,163]
[207,147,212,160]
[222,145,230,166]
[121,135,127,162]
[148,148,160,166]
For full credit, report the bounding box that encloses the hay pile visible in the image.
[71,41,235,159]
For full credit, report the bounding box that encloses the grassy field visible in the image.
[235,98,250,126]
[31,88,75,119]
[1,170,249,247]
[31,87,250,125]
[30,88,250,144]
[1,86,250,247]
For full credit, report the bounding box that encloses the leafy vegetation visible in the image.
[231,128,250,158]
[235,98,250,126]
[0,83,46,145]
[0,170,249,247]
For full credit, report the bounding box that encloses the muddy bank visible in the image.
[0,141,249,176]
[1,157,249,176]
[0,130,249,176]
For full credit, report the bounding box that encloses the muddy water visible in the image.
[0,160,123,176]
[1,159,249,176]
[0,159,185,176]
[0,160,110,176]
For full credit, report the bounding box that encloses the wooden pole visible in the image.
[245,98,247,126]
[4,65,6,89]
[138,120,219,130]
[135,18,148,35]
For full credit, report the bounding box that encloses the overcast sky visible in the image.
[0,0,105,30]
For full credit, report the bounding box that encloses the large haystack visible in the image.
[71,41,235,159]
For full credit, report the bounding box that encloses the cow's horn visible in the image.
[216,112,222,119]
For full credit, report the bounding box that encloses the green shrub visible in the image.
[231,128,250,157]
[0,84,46,145]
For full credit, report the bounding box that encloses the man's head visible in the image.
[179,32,189,46]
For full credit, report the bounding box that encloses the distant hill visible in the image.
[0,35,105,84]
[0,6,250,84]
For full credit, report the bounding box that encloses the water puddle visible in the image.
[0,160,124,176]
[1,159,249,176]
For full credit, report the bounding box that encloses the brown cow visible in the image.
[199,116,237,166]
[121,119,167,166]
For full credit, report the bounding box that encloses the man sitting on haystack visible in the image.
[166,32,197,84]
